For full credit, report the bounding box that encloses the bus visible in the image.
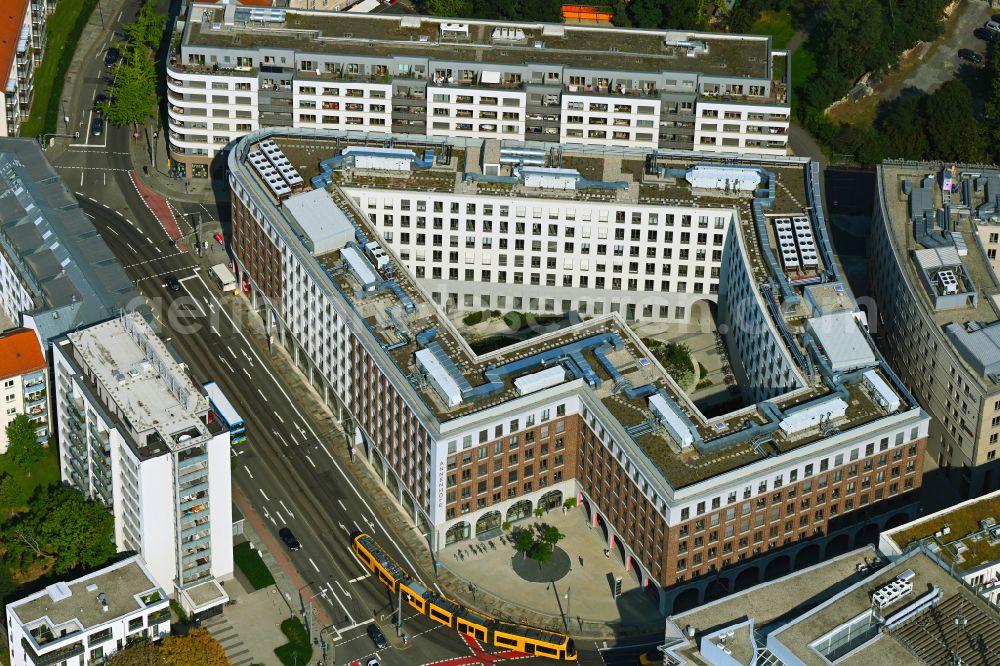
[203,381,246,444]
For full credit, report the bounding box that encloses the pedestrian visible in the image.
[578,555,583,567]
[143,165,148,175]
[604,548,610,559]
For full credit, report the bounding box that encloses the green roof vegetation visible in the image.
[891,496,1000,571]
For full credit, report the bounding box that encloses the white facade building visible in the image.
[52,313,232,615]
[166,2,789,178]
[0,327,47,452]
[5,555,170,666]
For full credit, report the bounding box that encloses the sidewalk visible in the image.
[128,123,224,206]
[221,292,666,641]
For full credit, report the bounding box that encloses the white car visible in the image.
[367,660,380,666]
[986,19,1000,33]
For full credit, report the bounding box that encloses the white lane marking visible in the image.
[220,357,234,372]
[274,412,285,424]
[85,109,93,145]
[279,500,294,518]
[227,346,236,357]
[335,580,351,599]
[310,558,320,573]
[305,454,316,468]
[243,465,254,479]
[80,171,84,187]
[337,500,346,511]
[325,582,354,623]
[126,242,137,253]
[348,575,368,583]
[259,488,270,501]
[189,271,423,573]
[241,348,253,365]
[276,510,287,525]
[257,387,268,401]
[353,520,362,533]
[273,430,290,448]
[211,326,220,336]
[106,227,118,236]
[338,522,348,533]
[242,367,251,377]
[85,212,95,219]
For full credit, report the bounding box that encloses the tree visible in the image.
[924,80,986,163]
[5,414,42,470]
[425,0,470,16]
[108,643,168,666]
[662,0,702,30]
[629,0,663,28]
[1,485,116,574]
[122,2,166,51]
[879,94,930,161]
[160,628,229,666]
[514,528,535,559]
[102,45,158,129]
[0,472,22,509]
[541,525,565,550]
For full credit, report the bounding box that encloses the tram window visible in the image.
[430,608,449,622]
[536,645,556,656]
[496,636,517,647]
[476,630,485,641]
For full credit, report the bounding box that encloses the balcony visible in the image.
[296,69,392,85]
[169,62,256,77]
[21,638,85,666]
[565,82,657,98]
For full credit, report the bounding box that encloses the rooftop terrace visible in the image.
[234,130,918,490]
[9,556,166,645]
[183,5,776,81]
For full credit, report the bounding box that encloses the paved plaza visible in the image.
[440,507,661,630]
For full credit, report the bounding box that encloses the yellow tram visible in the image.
[352,532,578,661]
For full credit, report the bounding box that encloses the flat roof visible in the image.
[183,4,776,81]
[284,188,355,255]
[64,313,213,457]
[807,312,877,372]
[232,130,920,490]
[885,489,1000,572]
[769,552,997,666]
[8,556,165,642]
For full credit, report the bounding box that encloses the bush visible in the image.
[462,310,484,326]
[274,618,313,666]
[233,542,275,590]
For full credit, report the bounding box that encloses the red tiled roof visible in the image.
[0,328,45,379]
[0,0,29,88]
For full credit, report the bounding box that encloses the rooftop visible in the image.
[63,313,214,458]
[0,0,28,90]
[885,489,1000,573]
[8,555,167,646]
[0,327,44,379]
[182,4,779,82]
[231,129,920,491]
[0,139,140,345]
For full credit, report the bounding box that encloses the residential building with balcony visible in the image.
[226,128,927,613]
[0,139,138,347]
[51,312,232,616]
[0,327,47,452]
[166,1,789,178]
[5,555,169,666]
[869,163,1000,497]
[0,0,47,137]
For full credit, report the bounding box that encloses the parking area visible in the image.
[903,0,995,95]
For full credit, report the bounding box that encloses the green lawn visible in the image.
[274,618,313,666]
[233,541,275,590]
[20,0,99,137]
[791,46,817,94]
[750,10,795,49]
[0,442,60,516]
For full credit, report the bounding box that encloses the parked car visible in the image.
[104,47,119,68]
[986,19,1000,34]
[165,275,182,292]
[278,527,300,551]
[90,116,104,136]
[367,660,380,666]
[367,623,388,650]
[959,48,984,64]
[975,27,997,42]
[94,93,108,112]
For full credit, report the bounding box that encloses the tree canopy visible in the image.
[160,628,230,666]
[101,4,165,128]
[108,642,168,666]
[2,484,116,574]
[5,414,42,470]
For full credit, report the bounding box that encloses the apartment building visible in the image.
[879,488,1000,605]
[0,139,138,346]
[0,327,47,452]
[6,555,169,666]
[166,1,789,178]
[227,128,926,612]
[51,313,232,616]
[0,0,47,137]
[869,164,1000,497]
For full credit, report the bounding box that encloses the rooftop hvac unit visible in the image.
[871,574,914,609]
[938,269,960,294]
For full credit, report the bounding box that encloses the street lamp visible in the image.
[319,624,337,665]
[297,582,324,645]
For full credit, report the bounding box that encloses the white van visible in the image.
[209,263,237,292]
